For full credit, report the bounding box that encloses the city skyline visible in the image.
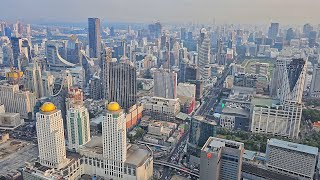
[0,0,319,24]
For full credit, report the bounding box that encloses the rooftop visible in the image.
[251,97,280,107]
[81,136,152,166]
[222,107,250,117]
[40,102,56,113]
[202,137,244,152]
[125,144,152,166]
[268,138,318,155]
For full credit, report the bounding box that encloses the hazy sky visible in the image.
[0,0,319,24]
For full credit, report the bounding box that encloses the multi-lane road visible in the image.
[196,67,231,117]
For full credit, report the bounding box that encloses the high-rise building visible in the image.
[216,39,225,65]
[24,59,44,98]
[252,58,307,138]
[184,64,203,100]
[268,23,279,39]
[89,76,102,100]
[198,28,211,78]
[101,47,112,99]
[266,138,318,180]
[41,71,55,97]
[2,43,13,66]
[188,116,217,165]
[66,87,90,151]
[11,37,22,69]
[148,22,162,39]
[23,102,153,180]
[286,28,295,41]
[103,59,137,110]
[110,27,115,37]
[67,35,82,64]
[310,63,320,97]
[200,137,244,180]
[153,69,177,99]
[102,102,126,179]
[88,18,101,59]
[303,23,313,36]
[181,28,187,41]
[272,58,307,104]
[36,102,69,169]
[0,84,36,119]
[4,27,11,39]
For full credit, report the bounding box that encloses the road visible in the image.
[196,66,231,117]
[160,130,189,180]
[157,66,232,180]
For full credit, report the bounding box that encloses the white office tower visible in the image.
[36,102,69,169]
[198,28,211,79]
[153,69,177,99]
[266,138,318,180]
[253,58,307,138]
[310,62,320,97]
[66,87,90,151]
[272,58,307,104]
[102,102,127,179]
[24,59,44,98]
[200,137,244,180]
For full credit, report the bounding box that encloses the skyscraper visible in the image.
[268,23,279,39]
[103,58,137,110]
[200,137,244,180]
[89,76,102,100]
[36,102,69,169]
[184,64,203,100]
[66,87,90,151]
[286,28,295,41]
[303,23,313,36]
[67,35,82,64]
[101,47,112,99]
[254,58,307,138]
[2,43,13,66]
[11,37,22,69]
[88,18,101,59]
[153,69,177,99]
[102,102,126,179]
[310,63,320,97]
[181,28,187,41]
[198,28,211,78]
[274,58,307,104]
[24,59,44,98]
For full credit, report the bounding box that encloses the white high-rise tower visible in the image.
[198,28,211,79]
[36,102,69,169]
[102,102,127,179]
[66,87,90,151]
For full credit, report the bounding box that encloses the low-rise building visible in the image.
[266,138,318,180]
[125,104,143,130]
[143,97,180,121]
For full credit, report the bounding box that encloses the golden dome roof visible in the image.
[40,102,56,112]
[107,102,121,111]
